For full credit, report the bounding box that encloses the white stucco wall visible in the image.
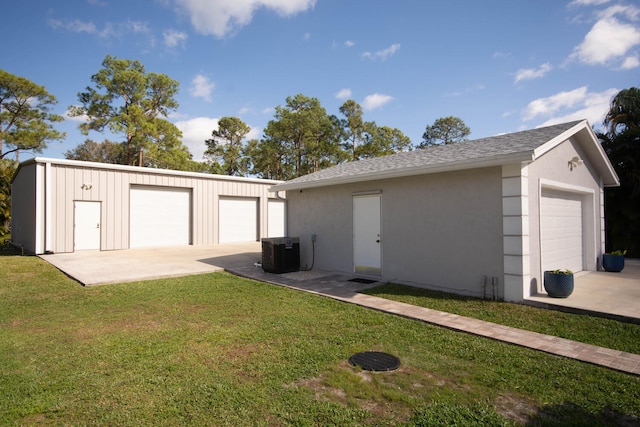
[287,167,505,298]
[526,136,604,295]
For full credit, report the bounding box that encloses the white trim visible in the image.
[27,157,283,185]
[539,178,596,196]
[34,164,44,255]
[533,120,586,159]
[352,190,382,196]
[502,163,530,302]
[44,162,52,253]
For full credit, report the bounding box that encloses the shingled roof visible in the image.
[272,120,619,191]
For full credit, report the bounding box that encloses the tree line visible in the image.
[2,55,637,255]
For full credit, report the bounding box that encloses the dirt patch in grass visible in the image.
[494,393,538,424]
[288,362,471,425]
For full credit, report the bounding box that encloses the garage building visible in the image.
[271,120,620,302]
[11,158,285,254]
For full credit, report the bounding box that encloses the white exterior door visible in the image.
[267,199,286,238]
[540,189,584,273]
[353,194,381,275]
[219,197,258,243]
[130,186,191,248]
[74,201,101,251]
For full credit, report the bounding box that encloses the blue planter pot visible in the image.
[543,271,574,298]
[602,254,625,272]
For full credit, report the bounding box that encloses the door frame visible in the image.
[537,179,597,279]
[74,200,101,251]
[353,193,382,276]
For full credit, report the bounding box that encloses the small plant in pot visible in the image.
[602,250,626,273]
[543,269,574,298]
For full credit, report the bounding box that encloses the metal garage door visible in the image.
[130,186,191,248]
[219,197,258,243]
[267,199,286,237]
[540,189,583,273]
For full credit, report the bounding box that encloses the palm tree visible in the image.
[599,87,640,257]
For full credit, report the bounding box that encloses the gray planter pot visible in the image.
[602,254,625,272]
[543,271,574,298]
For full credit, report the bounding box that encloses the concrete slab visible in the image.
[40,242,262,285]
[526,259,640,323]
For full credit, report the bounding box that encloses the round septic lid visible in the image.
[348,351,400,372]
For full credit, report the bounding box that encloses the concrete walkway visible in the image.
[227,265,640,377]
[40,244,640,376]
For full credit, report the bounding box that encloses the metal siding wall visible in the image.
[9,164,33,252]
[41,160,278,252]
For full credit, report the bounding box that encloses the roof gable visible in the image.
[272,120,619,191]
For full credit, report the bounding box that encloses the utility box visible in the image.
[261,237,300,274]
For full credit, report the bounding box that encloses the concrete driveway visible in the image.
[41,245,639,323]
[526,259,640,322]
[40,242,262,285]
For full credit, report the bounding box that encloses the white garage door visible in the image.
[219,197,258,243]
[267,199,286,237]
[130,186,191,248]
[540,189,583,273]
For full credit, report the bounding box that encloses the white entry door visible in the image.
[74,201,101,251]
[353,194,381,275]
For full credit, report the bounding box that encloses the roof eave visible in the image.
[533,120,620,187]
[271,152,534,192]
[20,157,284,185]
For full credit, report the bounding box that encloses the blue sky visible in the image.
[4,0,639,161]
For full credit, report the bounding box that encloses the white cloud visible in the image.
[246,126,261,140]
[335,88,352,99]
[523,87,618,128]
[514,63,552,83]
[174,0,316,38]
[344,40,355,47]
[523,87,588,120]
[190,74,215,102]
[303,32,311,40]
[174,117,219,161]
[63,106,88,123]
[163,29,188,48]
[620,55,640,69]
[362,43,400,61]
[568,0,610,6]
[570,5,640,66]
[362,93,393,111]
[48,18,150,39]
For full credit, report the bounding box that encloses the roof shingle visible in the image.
[273,120,584,191]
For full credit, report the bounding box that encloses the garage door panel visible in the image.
[219,197,258,243]
[541,189,583,273]
[130,186,191,248]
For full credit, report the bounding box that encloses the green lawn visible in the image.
[363,283,640,355]
[1,254,639,426]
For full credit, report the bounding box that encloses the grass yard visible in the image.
[1,254,639,426]
[363,283,640,356]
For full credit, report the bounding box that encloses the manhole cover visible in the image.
[348,278,377,284]
[348,351,400,371]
